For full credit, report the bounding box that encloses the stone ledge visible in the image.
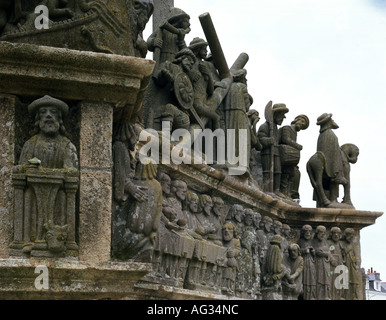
[0,258,152,300]
[0,41,155,119]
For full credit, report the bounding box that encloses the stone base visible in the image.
[0,259,152,300]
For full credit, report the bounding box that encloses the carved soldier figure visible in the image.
[279,115,309,200]
[298,225,316,300]
[258,103,289,196]
[147,7,191,67]
[312,225,332,300]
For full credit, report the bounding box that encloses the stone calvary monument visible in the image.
[0,0,382,300]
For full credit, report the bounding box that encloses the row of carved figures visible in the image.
[113,168,361,300]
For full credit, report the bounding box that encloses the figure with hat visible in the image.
[278,114,309,201]
[17,95,78,171]
[13,95,78,257]
[307,113,359,208]
[147,7,191,70]
[258,103,289,197]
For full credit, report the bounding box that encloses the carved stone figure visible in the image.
[247,109,263,188]
[312,225,331,300]
[44,220,69,257]
[263,234,286,293]
[147,7,191,70]
[307,113,359,208]
[258,103,289,196]
[132,0,155,58]
[328,227,344,300]
[11,95,79,257]
[222,221,241,295]
[279,115,309,200]
[282,243,304,300]
[224,68,252,173]
[1,1,145,56]
[342,228,360,300]
[298,225,316,300]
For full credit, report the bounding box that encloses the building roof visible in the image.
[368,273,382,281]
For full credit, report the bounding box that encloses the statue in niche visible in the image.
[147,7,191,69]
[247,109,263,188]
[307,113,359,208]
[222,221,241,295]
[11,95,79,257]
[298,225,316,300]
[258,103,289,197]
[342,228,360,300]
[278,115,309,201]
[282,243,304,300]
[312,225,331,300]
[132,0,154,58]
[328,227,344,300]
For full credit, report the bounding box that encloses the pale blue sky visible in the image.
[145,0,386,280]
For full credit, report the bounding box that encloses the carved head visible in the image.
[272,104,289,126]
[171,180,187,201]
[186,191,199,214]
[229,204,244,223]
[212,197,225,217]
[262,216,273,233]
[44,220,69,254]
[134,0,154,31]
[315,225,327,241]
[316,113,339,131]
[341,144,360,164]
[243,209,254,226]
[344,228,355,243]
[292,114,309,131]
[252,211,262,229]
[157,172,171,195]
[29,96,68,137]
[222,222,236,242]
[330,227,342,243]
[288,243,301,260]
[301,224,313,240]
[199,194,213,216]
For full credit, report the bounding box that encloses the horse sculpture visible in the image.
[307,143,359,209]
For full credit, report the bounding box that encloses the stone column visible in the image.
[153,0,174,30]
[0,94,16,258]
[79,101,114,263]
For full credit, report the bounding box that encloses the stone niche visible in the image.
[0,39,156,299]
